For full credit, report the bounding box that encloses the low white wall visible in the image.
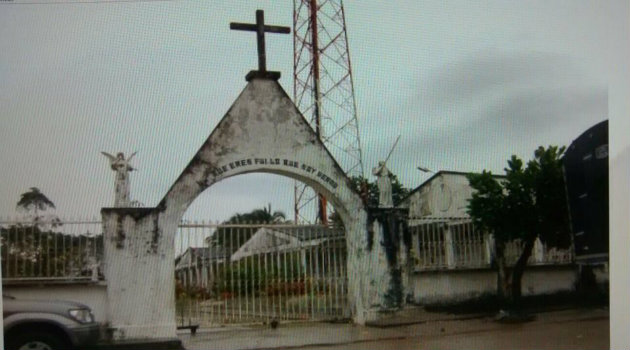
[521,266,578,296]
[3,282,108,323]
[592,263,609,288]
[410,265,581,305]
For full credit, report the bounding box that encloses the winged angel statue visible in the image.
[101,151,137,207]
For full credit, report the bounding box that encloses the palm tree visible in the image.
[16,187,55,216]
[16,187,61,228]
[248,204,286,223]
[209,204,287,248]
[226,204,286,224]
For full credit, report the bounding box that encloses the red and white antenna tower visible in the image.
[292,0,364,224]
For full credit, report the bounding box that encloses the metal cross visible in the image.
[230,10,290,73]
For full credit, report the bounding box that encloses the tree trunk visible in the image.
[509,236,536,310]
[494,239,510,308]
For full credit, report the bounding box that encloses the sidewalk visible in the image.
[178,307,609,350]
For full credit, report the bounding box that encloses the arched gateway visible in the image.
[101,11,407,342]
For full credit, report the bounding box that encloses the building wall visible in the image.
[406,173,475,220]
[3,282,108,323]
[409,265,583,305]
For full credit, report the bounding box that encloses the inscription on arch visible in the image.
[211,157,339,189]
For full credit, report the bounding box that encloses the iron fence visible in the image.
[0,219,103,281]
[410,217,574,271]
[174,222,348,327]
[1,216,575,326]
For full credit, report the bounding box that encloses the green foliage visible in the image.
[216,254,305,296]
[467,145,571,306]
[528,146,571,249]
[466,170,508,240]
[176,254,311,300]
[223,203,286,224]
[329,175,410,226]
[209,204,287,248]
[16,187,55,212]
[348,174,409,208]
[0,225,103,278]
[15,187,61,228]
[467,145,570,247]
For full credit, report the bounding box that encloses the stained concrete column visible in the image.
[362,208,410,323]
[533,237,545,264]
[444,225,456,268]
[485,234,495,265]
[102,208,177,341]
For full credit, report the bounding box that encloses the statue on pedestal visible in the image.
[102,151,137,207]
[372,161,393,208]
[372,135,400,208]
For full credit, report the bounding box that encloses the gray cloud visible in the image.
[359,53,607,189]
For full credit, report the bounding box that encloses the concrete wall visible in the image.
[402,172,506,222]
[410,265,580,305]
[3,282,108,323]
[592,263,609,286]
[406,173,475,219]
[100,76,380,342]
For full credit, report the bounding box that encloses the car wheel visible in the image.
[6,331,70,350]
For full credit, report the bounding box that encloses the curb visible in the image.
[89,339,185,350]
[223,336,408,350]
[365,312,493,328]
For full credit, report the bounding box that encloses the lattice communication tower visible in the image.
[292,0,364,224]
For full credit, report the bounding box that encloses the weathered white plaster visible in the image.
[372,162,393,208]
[362,212,412,322]
[410,266,579,305]
[365,220,390,314]
[101,77,400,341]
[102,209,176,340]
[400,171,505,222]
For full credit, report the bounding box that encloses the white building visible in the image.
[395,170,577,304]
[398,170,505,223]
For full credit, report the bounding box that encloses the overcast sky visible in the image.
[0,0,620,222]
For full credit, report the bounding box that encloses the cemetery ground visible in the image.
[178,305,609,350]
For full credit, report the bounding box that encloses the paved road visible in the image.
[305,317,608,350]
[180,308,609,350]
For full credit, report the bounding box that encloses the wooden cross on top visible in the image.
[230,10,290,80]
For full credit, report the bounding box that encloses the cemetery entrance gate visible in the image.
[174,222,348,327]
[100,74,378,341]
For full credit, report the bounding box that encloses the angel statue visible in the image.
[102,151,137,207]
[372,161,393,208]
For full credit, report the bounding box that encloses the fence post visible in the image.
[411,226,419,270]
[444,225,456,269]
[533,237,545,264]
[484,233,495,266]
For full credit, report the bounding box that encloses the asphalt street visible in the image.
[179,307,609,350]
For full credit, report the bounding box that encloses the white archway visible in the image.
[101,77,378,341]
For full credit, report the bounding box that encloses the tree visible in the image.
[17,187,55,214]
[16,187,60,227]
[235,203,286,224]
[209,204,287,248]
[0,225,103,279]
[329,175,410,226]
[467,146,570,310]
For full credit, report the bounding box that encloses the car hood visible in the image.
[3,297,89,318]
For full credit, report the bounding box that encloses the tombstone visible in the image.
[100,10,409,344]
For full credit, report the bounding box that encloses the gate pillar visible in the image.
[361,208,412,322]
[101,207,178,341]
[100,73,410,342]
